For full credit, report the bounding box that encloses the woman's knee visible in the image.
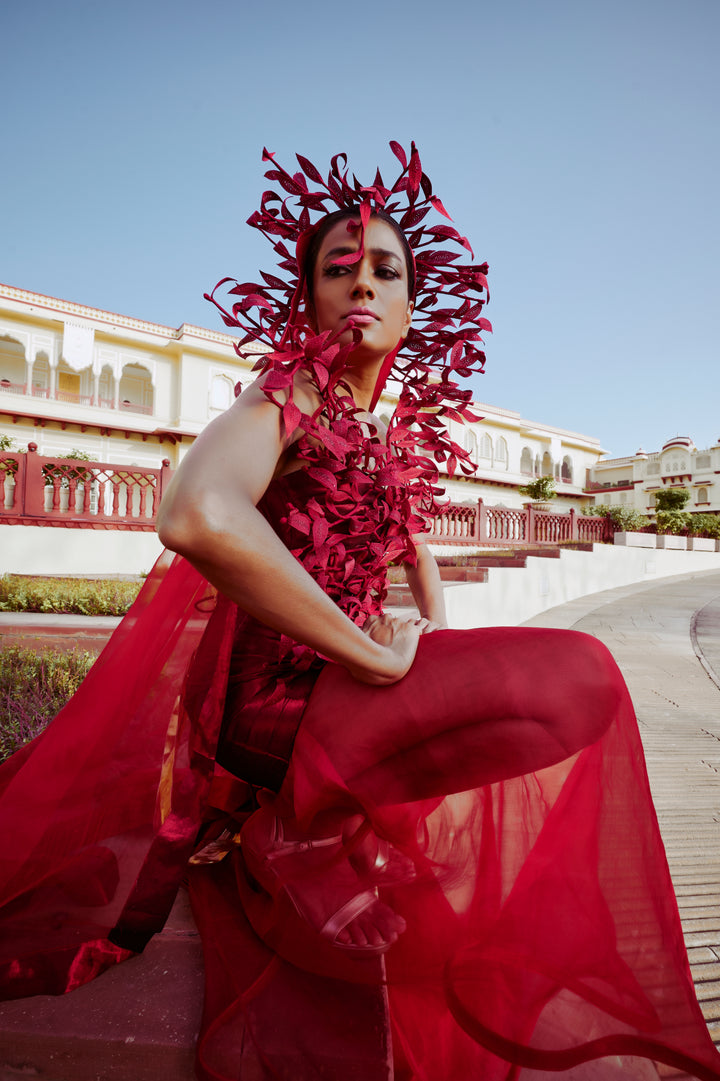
[558,630,625,746]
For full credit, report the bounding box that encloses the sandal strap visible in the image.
[319,888,380,943]
[263,832,342,861]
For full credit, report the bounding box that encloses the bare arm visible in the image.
[157,379,419,685]
[404,542,448,628]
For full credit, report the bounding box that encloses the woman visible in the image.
[1,144,719,1081]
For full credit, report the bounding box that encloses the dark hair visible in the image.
[303,208,416,306]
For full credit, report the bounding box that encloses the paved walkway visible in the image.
[524,568,720,1055]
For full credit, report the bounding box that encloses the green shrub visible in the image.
[0,647,94,761]
[655,510,691,535]
[0,575,142,616]
[585,504,650,531]
[518,475,557,501]
[688,513,720,538]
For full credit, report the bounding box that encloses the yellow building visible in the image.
[0,283,261,469]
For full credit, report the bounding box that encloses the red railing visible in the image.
[1,451,611,544]
[0,444,172,531]
[427,499,611,547]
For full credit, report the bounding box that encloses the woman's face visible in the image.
[309,216,413,363]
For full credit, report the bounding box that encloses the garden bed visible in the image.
[0,646,94,761]
[0,575,143,616]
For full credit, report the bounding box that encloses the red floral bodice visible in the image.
[258,460,412,629]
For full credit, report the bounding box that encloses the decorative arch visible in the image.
[520,446,533,475]
[478,432,492,460]
[697,487,708,504]
[0,334,27,388]
[464,429,478,459]
[495,436,508,470]
[541,451,553,475]
[561,455,573,483]
[119,363,154,415]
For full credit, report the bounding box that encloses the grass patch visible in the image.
[0,646,94,761]
[0,575,142,616]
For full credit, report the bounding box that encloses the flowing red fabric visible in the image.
[2,519,719,1079]
[0,552,235,989]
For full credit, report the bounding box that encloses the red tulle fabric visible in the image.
[1,499,719,1079]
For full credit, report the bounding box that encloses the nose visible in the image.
[351,256,375,298]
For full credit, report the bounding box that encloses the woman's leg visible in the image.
[294,627,622,806]
[245,627,622,954]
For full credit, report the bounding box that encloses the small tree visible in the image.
[653,487,691,535]
[654,487,690,512]
[518,475,556,502]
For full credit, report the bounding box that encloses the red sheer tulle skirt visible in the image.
[1,553,719,1081]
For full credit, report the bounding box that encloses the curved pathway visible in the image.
[524,569,720,1054]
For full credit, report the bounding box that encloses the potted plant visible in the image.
[653,488,691,550]
[589,503,654,547]
[518,474,557,513]
[687,513,720,552]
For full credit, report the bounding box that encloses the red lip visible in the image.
[344,307,379,320]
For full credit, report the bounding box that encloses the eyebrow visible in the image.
[322,246,404,265]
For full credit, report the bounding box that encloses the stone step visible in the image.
[0,889,393,1081]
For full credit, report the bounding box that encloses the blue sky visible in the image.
[3,0,718,457]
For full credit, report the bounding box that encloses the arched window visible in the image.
[210,374,233,412]
[118,363,154,415]
[648,492,657,507]
[495,437,508,470]
[464,429,478,459]
[541,451,553,475]
[520,447,533,475]
[0,335,27,387]
[561,455,573,483]
[697,487,708,504]
[478,433,492,460]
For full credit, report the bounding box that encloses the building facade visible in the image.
[0,284,261,470]
[586,436,720,516]
[1,283,605,509]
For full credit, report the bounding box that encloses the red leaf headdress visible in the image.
[206,142,491,583]
[206,140,490,428]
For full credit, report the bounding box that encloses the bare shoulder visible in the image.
[238,367,322,417]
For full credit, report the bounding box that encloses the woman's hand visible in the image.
[346,614,422,686]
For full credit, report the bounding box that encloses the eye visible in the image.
[376,264,401,281]
[322,262,348,278]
